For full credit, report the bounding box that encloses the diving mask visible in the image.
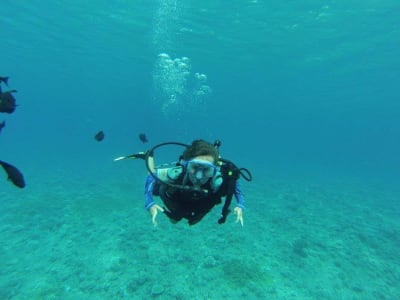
[184,159,219,185]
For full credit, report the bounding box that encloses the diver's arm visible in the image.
[144,174,164,226]
[144,149,157,208]
[144,174,156,209]
[233,181,245,226]
[234,181,245,209]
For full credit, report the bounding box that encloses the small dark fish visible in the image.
[94,130,104,141]
[139,133,148,143]
[0,160,25,188]
[0,90,18,114]
[0,120,5,133]
[0,76,9,86]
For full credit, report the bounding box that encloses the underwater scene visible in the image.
[1,1,399,299]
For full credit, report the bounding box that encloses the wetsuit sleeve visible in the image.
[144,174,156,210]
[234,181,245,209]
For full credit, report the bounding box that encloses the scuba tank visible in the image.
[156,165,183,182]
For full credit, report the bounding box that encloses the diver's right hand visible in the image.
[149,204,164,226]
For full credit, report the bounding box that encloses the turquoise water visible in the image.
[1,1,399,299]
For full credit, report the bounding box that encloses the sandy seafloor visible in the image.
[0,157,399,300]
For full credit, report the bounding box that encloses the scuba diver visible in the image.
[115,139,252,226]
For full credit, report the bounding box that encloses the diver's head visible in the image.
[182,140,219,163]
[182,140,219,186]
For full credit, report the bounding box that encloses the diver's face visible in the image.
[185,155,217,186]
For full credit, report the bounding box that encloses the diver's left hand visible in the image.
[233,207,244,227]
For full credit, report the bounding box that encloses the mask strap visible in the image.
[182,171,190,186]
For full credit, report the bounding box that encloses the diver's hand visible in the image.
[149,204,164,226]
[233,207,244,227]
